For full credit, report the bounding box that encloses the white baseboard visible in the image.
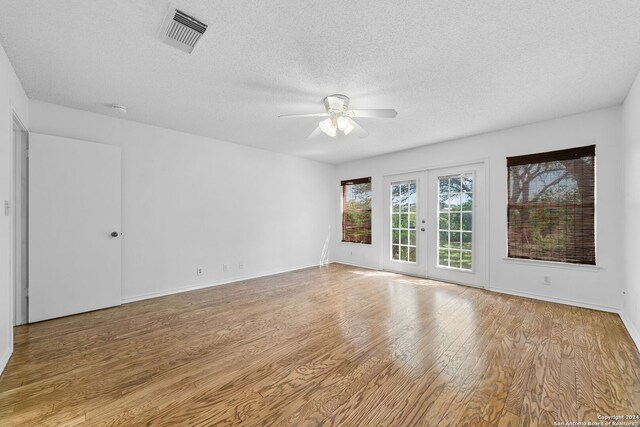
[464,286,640,352]
[0,347,12,376]
[489,286,619,313]
[335,263,623,314]
[619,310,640,352]
[122,263,322,304]
[335,264,640,353]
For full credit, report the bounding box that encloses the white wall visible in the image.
[28,100,335,302]
[333,107,625,312]
[0,43,29,374]
[623,71,640,344]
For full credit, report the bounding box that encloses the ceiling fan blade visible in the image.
[279,112,329,118]
[346,117,369,138]
[307,126,323,139]
[346,109,398,118]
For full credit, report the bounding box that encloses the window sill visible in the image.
[502,257,602,271]
[341,241,372,245]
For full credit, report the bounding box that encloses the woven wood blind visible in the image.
[507,145,595,265]
[341,177,372,244]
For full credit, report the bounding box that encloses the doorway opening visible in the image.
[12,113,28,325]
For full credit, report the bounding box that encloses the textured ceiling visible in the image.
[1,1,640,164]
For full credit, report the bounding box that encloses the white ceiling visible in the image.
[1,1,640,164]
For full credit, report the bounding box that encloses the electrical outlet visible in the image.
[543,275,551,286]
[196,267,203,276]
[239,261,244,270]
[223,264,228,272]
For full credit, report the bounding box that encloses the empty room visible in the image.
[0,1,640,426]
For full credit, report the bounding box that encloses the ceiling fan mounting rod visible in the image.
[323,94,350,115]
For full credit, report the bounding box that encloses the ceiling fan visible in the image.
[279,94,397,139]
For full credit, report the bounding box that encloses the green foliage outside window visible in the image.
[342,179,372,244]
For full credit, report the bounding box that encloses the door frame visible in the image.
[10,108,28,326]
[380,158,489,289]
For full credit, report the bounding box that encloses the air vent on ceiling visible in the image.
[160,8,208,53]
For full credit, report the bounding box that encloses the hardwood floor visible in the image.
[1,264,639,426]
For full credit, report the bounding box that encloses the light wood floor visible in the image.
[1,264,639,426]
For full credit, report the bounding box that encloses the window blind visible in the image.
[507,145,595,265]
[341,177,372,244]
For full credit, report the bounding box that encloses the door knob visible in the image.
[420,228,426,232]
[110,231,120,237]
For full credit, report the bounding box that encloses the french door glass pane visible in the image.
[438,174,473,270]
[390,180,417,263]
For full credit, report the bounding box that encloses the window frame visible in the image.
[341,177,372,244]
[506,145,596,266]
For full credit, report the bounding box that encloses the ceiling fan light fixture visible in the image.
[336,116,348,131]
[319,118,337,137]
[279,94,396,139]
[337,116,355,135]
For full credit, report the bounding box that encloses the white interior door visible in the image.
[426,163,486,287]
[29,133,122,322]
[382,172,428,276]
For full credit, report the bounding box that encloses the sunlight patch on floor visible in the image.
[348,269,398,277]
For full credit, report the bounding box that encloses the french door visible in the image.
[383,163,486,287]
[426,164,486,287]
[382,172,427,276]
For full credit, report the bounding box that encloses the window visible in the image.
[390,180,417,262]
[341,177,372,244]
[438,174,473,270]
[507,145,595,265]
